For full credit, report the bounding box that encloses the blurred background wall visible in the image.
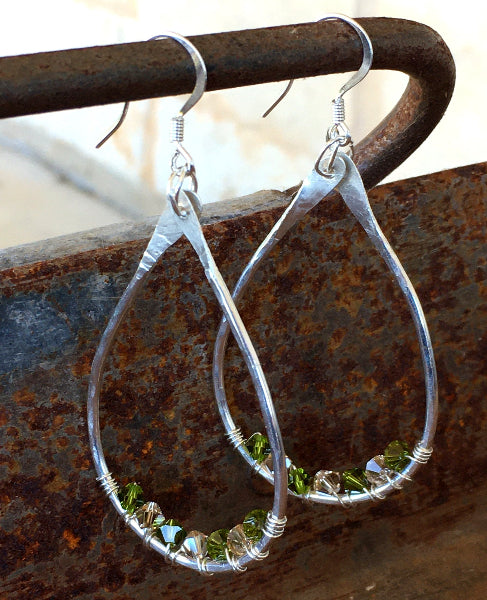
[0,0,481,247]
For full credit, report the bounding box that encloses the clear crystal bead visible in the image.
[227,524,250,557]
[365,455,389,486]
[262,454,292,473]
[136,501,163,528]
[313,470,341,494]
[179,530,207,558]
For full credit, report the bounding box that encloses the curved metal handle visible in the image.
[0,18,454,187]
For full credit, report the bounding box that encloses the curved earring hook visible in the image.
[96,31,207,148]
[262,14,373,118]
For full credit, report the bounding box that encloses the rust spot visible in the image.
[63,530,81,551]
[328,327,347,351]
[140,440,153,456]
[0,406,9,427]
[71,353,93,377]
[12,388,36,407]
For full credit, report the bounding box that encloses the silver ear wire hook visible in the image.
[263,14,373,175]
[262,14,373,119]
[95,31,207,218]
[96,31,207,148]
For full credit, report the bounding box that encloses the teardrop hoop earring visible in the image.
[213,14,438,507]
[87,31,287,574]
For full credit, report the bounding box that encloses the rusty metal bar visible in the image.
[0,18,454,188]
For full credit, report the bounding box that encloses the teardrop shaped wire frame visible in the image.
[262,13,373,118]
[87,33,288,573]
[213,15,437,506]
[212,154,438,505]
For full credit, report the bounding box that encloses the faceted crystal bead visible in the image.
[207,528,230,561]
[313,470,341,494]
[118,482,144,514]
[179,530,207,559]
[227,524,250,557]
[242,509,267,542]
[155,518,186,549]
[288,466,312,495]
[342,467,369,493]
[384,440,411,472]
[245,433,271,463]
[261,454,292,473]
[136,501,163,528]
[365,455,389,487]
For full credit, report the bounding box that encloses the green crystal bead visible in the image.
[118,482,144,514]
[155,518,186,549]
[245,433,271,463]
[206,528,230,561]
[384,440,411,472]
[242,509,267,542]
[288,466,312,495]
[342,467,369,493]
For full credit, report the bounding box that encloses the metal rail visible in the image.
[0,18,454,188]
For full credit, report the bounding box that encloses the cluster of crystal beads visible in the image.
[244,434,413,497]
[117,483,268,565]
[323,440,412,495]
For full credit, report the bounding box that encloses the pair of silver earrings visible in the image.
[87,15,438,575]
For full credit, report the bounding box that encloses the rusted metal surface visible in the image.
[1,161,486,598]
[0,18,455,189]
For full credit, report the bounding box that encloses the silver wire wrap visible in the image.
[247,545,270,561]
[225,427,246,449]
[363,485,387,501]
[122,511,139,525]
[225,549,248,573]
[325,97,353,171]
[143,528,155,548]
[170,115,185,143]
[411,443,434,464]
[196,557,213,576]
[332,95,346,124]
[263,512,287,538]
[393,468,413,482]
[96,472,118,496]
[164,547,178,564]
[385,472,405,490]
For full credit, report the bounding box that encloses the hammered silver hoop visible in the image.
[87,32,287,574]
[211,16,437,508]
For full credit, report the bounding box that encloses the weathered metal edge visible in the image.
[0,188,291,271]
